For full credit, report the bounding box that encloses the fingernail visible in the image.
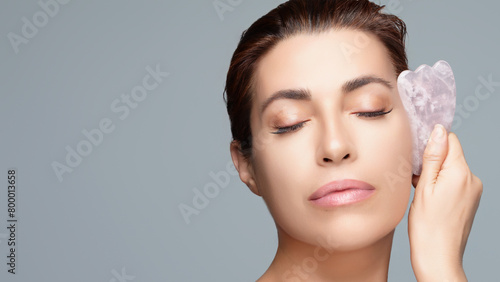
[431,124,446,143]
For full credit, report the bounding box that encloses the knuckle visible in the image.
[450,165,471,188]
[453,165,470,182]
[474,175,483,195]
[456,163,470,177]
[422,152,441,163]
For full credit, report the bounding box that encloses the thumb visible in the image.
[417,124,449,188]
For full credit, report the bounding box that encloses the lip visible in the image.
[309,179,376,207]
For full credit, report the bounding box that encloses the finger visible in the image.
[417,124,449,189]
[441,132,467,171]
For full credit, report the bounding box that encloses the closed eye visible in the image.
[355,108,393,118]
[271,121,307,135]
[271,109,393,135]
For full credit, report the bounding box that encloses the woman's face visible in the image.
[235,29,413,250]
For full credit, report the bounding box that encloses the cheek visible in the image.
[253,141,311,195]
[368,110,413,211]
[251,135,314,224]
[354,108,413,196]
[358,108,412,168]
[251,121,314,187]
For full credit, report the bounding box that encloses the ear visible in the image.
[229,141,261,196]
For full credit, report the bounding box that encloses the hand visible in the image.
[408,124,483,281]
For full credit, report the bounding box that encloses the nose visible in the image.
[316,116,355,166]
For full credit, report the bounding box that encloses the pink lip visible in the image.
[309,179,376,207]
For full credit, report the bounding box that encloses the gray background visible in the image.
[0,0,498,281]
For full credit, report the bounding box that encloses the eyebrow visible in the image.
[259,75,393,115]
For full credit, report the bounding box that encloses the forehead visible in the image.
[252,29,396,108]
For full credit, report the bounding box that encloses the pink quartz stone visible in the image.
[397,60,457,176]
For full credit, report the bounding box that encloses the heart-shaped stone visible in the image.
[397,60,457,176]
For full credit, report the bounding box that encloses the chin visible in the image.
[276,212,399,252]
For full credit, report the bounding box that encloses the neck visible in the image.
[259,227,395,282]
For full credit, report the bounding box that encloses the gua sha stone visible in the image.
[397,60,457,176]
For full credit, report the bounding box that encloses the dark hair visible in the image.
[223,0,408,160]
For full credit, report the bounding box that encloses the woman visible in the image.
[223,0,482,281]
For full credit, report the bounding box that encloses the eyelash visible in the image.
[271,108,393,135]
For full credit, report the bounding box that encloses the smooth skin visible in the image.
[230,29,482,281]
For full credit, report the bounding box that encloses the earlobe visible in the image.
[229,141,261,196]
